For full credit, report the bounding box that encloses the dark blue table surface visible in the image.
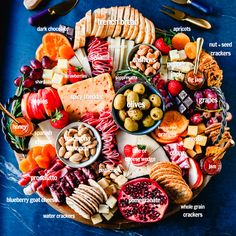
[0,0,236,235]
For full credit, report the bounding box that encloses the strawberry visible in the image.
[154,38,171,54]
[50,110,69,129]
[167,80,183,97]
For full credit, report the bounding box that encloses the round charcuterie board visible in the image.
[2,5,234,229]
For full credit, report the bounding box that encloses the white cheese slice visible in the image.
[167,62,194,73]
[68,55,83,67]
[57,59,69,70]
[160,55,168,65]
[116,131,169,179]
[42,69,54,80]
[168,71,185,82]
[112,37,121,74]
[119,39,126,70]
[75,49,92,77]
[126,40,135,57]
[38,120,61,147]
[169,49,180,62]
[28,127,52,149]
[178,50,187,61]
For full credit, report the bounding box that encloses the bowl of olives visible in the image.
[112,82,165,135]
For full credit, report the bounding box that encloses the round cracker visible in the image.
[160,178,187,186]
[150,162,181,175]
[69,195,94,215]
[154,173,184,183]
[78,184,104,203]
[72,192,98,213]
[76,188,101,205]
[66,197,91,220]
[88,179,108,201]
[150,168,182,180]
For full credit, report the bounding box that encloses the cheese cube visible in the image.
[187,125,198,137]
[187,149,197,158]
[52,73,67,89]
[183,137,195,150]
[98,178,110,189]
[104,184,117,196]
[196,135,208,146]
[106,195,117,209]
[43,79,52,86]
[169,50,180,62]
[197,123,206,134]
[178,50,187,61]
[91,214,103,225]
[102,211,114,221]
[42,69,54,80]
[114,175,128,187]
[57,59,69,70]
[195,144,202,154]
[110,206,118,214]
[98,204,109,214]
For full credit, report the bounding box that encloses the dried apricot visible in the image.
[172,33,190,50]
[59,45,75,59]
[184,42,197,59]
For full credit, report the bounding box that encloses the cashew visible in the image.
[137,45,150,56]
[69,153,83,163]
[78,127,89,136]
[130,61,137,69]
[59,147,66,157]
[64,130,70,140]
[144,67,157,76]
[82,140,92,146]
[153,62,161,70]
[136,62,145,72]
[90,148,96,156]
[78,148,85,155]
[88,130,94,137]
[148,48,153,53]
[66,145,74,152]
[87,140,98,149]
[78,124,85,130]
[81,156,89,162]
[58,137,65,146]
[68,128,77,136]
[84,148,90,158]
[64,151,73,159]
[73,140,79,149]
[65,139,74,146]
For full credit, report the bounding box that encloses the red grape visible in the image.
[20,65,32,75]
[194,91,204,107]
[29,68,43,80]
[23,79,34,88]
[202,111,212,119]
[42,56,52,69]
[30,59,42,69]
[190,113,203,125]
[14,77,22,87]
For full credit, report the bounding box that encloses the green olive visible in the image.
[142,115,155,127]
[127,91,139,104]
[149,94,161,107]
[133,83,145,95]
[119,110,127,122]
[141,98,151,110]
[127,108,143,121]
[124,118,139,132]
[124,89,132,96]
[114,94,126,110]
[150,107,163,120]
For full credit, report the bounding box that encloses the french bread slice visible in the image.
[73,17,86,50]
[130,9,140,40]
[121,5,131,38]
[106,6,118,37]
[125,7,135,39]
[112,6,125,37]
[143,18,152,44]
[85,10,92,37]
[135,13,145,44]
[95,8,107,38]
[149,19,156,44]
[91,8,101,36]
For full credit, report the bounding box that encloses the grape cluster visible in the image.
[14,56,53,91]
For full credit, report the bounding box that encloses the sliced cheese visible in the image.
[68,55,83,67]
[119,39,126,70]
[112,37,121,75]
[38,120,61,146]
[58,73,115,121]
[75,49,92,77]
[28,128,52,149]
[167,62,194,73]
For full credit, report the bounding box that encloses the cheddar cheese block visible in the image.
[58,73,115,121]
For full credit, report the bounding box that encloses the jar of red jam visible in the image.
[200,156,222,176]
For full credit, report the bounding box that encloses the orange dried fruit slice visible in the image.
[42,32,71,61]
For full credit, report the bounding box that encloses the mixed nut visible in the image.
[58,124,98,164]
[129,44,161,76]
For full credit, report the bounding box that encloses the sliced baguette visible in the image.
[95,8,107,38]
[121,5,131,38]
[85,10,92,37]
[73,17,86,50]
[107,6,118,37]
[135,13,145,44]
[112,6,125,37]
[130,9,140,40]
[91,8,101,36]
[101,8,110,38]
[125,7,135,39]
[149,19,156,44]
[143,18,152,44]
